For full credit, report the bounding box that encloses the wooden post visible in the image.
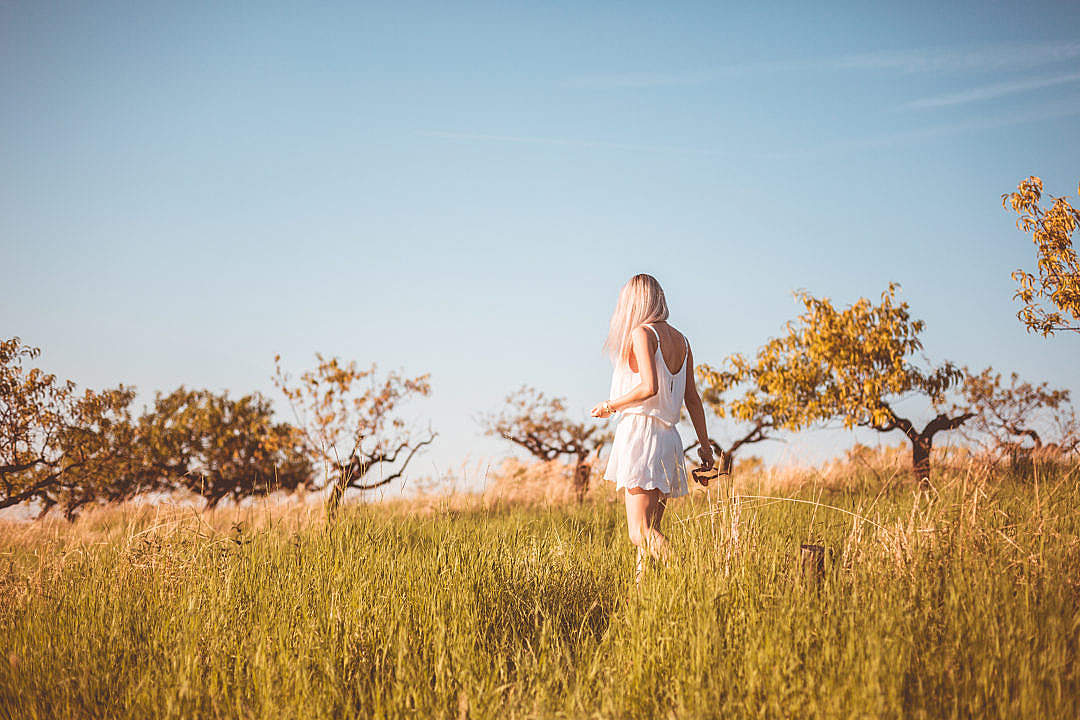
[800,543,826,584]
[718,449,733,476]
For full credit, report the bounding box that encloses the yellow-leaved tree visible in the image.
[132,387,314,508]
[693,357,799,468]
[723,285,970,482]
[1003,176,1080,336]
[0,337,137,518]
[274,354,435,515]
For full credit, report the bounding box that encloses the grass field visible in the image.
[2,463,1079,719]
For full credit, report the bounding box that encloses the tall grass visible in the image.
[2,463,1079,719]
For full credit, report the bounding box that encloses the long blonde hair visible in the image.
[603,274,670,367]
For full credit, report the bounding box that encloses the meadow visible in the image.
[1,460,1079,719]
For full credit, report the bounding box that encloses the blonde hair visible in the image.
[603,274,670,366]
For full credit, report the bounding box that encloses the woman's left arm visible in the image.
[682,343,714,467]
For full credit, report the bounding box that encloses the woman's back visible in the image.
[612,322,687,427]
[629,321,687,376]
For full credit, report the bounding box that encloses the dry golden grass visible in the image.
[2,453,1080,718]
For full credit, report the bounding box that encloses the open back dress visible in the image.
[603,324,690,498]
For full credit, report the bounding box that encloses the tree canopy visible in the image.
[274,354,435,514]
[134,387,314,508]
[2,338,318,518]
[1003,176,1080,336]
[1,337,138,518]
[707,285,970,480]
[693,355,790,466]
[482,385,611,499]
[958,368,1077,458]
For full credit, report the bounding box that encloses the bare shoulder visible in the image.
[631,325,655,345]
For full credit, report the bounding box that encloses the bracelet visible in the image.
[603,401,615,415]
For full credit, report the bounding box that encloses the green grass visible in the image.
[2,467,1079,719]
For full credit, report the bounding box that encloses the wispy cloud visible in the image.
[830,40,1080,73]
[417,130,726,157]
[902,71,1080,109]
[562,71,709,89]
[423,97,1080,162]
[766,101,1080,160]
[562,40,1080,89]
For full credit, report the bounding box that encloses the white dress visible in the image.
[603,324,689,498]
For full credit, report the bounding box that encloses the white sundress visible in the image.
[603,324,690,498]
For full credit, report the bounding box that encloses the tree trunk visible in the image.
[875,409,972,488]
[327,473,349,517]
[911,433,933,486]
[572,454,590,502]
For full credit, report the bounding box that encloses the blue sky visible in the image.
[3,1,1079,493]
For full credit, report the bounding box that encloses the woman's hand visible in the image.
[590,401,615,419]
[697,443,715,469]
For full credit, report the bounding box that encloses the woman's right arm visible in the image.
[590,327,658,418]
[683,343,714,468]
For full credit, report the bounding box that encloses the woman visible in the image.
[590,274,714,572]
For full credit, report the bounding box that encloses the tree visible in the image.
[958,368,1078,460]
[691,352,802,470]
[0,337,138,518]
[482,385,610,500]
[738,285,969,482]
[274,355,435,515]
[41,386,141,518]
[1003,176,1080,336]
[134,387,314,508]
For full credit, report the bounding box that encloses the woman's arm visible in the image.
[589,327,657,417]
[682,343,715,468]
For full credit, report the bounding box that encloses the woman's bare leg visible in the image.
[649,494,667,533]
[625,488,670,579]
